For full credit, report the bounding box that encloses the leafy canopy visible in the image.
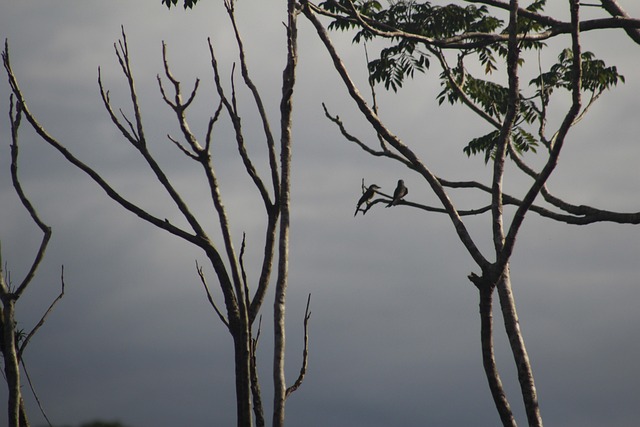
[162,0,625,161]
[320,0,625,161]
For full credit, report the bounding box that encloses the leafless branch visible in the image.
[207,38,274,209]
[239,233,251,316]
[98,71,138,145]
[204,102,224,153]
[322,103,412,167]
[5,6,302,425]
[8,97,52,299]
[303,4,490,270]
[113,26,146,146]
[4,74,59,427]
[17,267,65,359]
[166,134,199,160]
[196,261,230,329]
[286,293,311,399]
[21,356,54,427]
[5,41,217,253]
[158,41,205,156]
[225,2,280,201]
[250,315,265,427]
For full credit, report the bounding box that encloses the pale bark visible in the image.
[304,1,597,426]
[3,2,306,424]
[472,276,516,427]
[273,2,298,426]
[496,269,541,426]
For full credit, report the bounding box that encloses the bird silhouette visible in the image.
[386,179,408,207]
[354,184,381,216]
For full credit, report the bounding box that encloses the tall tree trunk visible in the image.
[233,324,253,427]
[272,1,298,426]
[2,298,24,427]
[496,267,542,426]
[478,284,516,427]
[19,398,29,427]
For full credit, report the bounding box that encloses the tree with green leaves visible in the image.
[301,0,639,425]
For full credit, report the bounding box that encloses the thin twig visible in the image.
[21,356,54,427]
[286,293,311,399]
[18,266,65,359]
[239,233,251,316]
[196,261,230,329]
[322,103,411,167]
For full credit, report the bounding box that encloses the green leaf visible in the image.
[464,128,539,163]
[162,0,197,9]
[464,130,500,163]
[529,49,625,97]
[511,128,538,156]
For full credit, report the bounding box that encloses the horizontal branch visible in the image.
[311,1,640,49]
[303,3,490,270]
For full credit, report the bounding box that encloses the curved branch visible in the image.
[3,47,203,249]
[322,102,412,167]
[8,98,52,299]
[101,34,212,244]
[158,41,205,156]
[225,1,281,202]
[286,294,311,399]
[600,0,640,44]
[303,2,490,270]
[208,38,274,210]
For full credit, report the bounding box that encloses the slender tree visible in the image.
[302,0,640,425]
[1,94,65,427]
[3,1,307,426]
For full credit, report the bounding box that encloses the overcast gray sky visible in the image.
[1,1,640,426]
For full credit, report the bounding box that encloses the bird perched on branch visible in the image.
[354,184,381,216]
[386,179,408,207]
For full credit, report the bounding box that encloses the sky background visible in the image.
[1,1,639,426]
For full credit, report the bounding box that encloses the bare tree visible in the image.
[302,0,640,425]
[2,1,306,426]
[1,95,64,427]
